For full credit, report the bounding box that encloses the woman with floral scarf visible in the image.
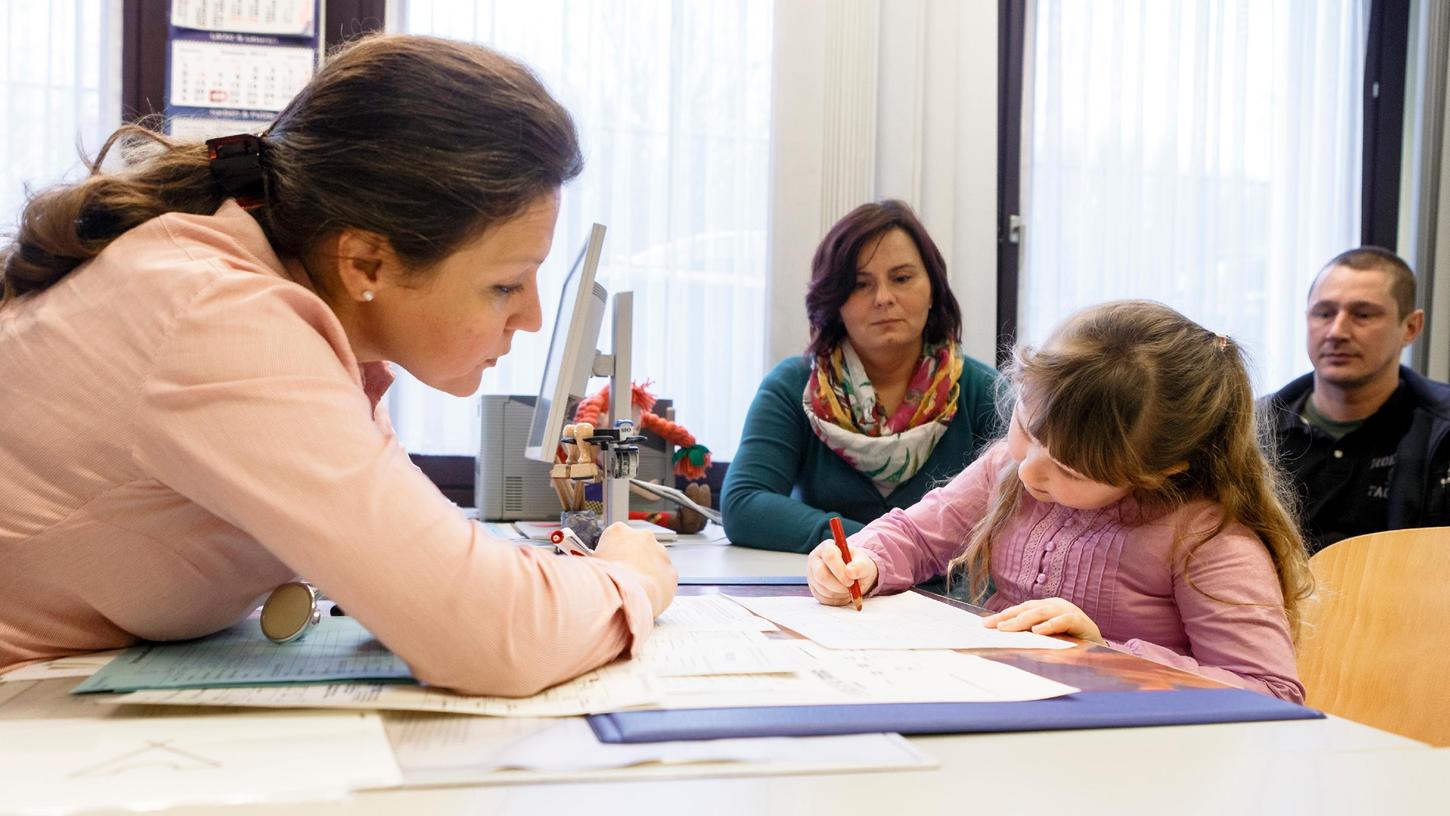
[722,200,1001,553]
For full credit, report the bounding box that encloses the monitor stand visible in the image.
[590,290,639,528]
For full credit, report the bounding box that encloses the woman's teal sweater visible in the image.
[721,354,1002,553]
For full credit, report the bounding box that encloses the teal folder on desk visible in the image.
[72,617,413,694]
[588,689,1322,743]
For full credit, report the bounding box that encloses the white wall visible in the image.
[767,0,999,367]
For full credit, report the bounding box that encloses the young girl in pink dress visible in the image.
[807,300,1313,701]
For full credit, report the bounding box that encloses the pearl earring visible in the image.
[361,290,375,302]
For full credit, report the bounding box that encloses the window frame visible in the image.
[996,0,1412,360]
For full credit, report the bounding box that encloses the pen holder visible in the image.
[560,509,603,551]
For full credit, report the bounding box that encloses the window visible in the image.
[1,1,122,232]
[1018,0,1368,394]
[393,0,774,460]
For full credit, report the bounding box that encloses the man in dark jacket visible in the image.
[1264,247,1450,554]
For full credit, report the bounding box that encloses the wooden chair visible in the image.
[1296,527,1450,746]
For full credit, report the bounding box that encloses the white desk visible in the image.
[666,525,806,578]
[23,533,1447,815]
[98,719,1442,816]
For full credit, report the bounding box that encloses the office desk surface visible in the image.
[31,533,1445,815]
[102,719,1439,816]
[666,526,806,578]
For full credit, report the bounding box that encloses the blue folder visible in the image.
[677,576,809,586]
[588,688,1322,743]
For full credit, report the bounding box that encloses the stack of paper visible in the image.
[0,590,1097,799]
[89,594,1080,716]
[99,658,662,717]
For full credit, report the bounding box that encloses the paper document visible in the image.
[0,650,121,682]
[652,643,1078,710]
[655,594,779,632]
[637,629,802,676]
[381,712,933,787]
[100,658,661,717]
[726,591,1074,650]
[0,679,133,721]
[72,617,414,694]
[0,710,399,815]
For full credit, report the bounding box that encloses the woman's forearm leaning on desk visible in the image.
[0,222,658,696]
[127,275,658,698]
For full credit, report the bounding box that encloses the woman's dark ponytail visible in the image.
[1,124,226,304]
[2,33,582,308]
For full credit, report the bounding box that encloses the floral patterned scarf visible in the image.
[802,339,963,494]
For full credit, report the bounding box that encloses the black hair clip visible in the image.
[205,134,267,210]
[74,207,123,241]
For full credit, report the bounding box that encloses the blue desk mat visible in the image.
[588,688,1322,743]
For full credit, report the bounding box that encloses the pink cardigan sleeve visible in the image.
[131,272,655,697]
[1109,512,1305,703]
[853,443,1008,592]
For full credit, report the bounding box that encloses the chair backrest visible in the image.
[1296,527,1450,746]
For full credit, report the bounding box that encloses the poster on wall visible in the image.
[165,0,321,140]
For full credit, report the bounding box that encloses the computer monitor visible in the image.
[523,223,608,464]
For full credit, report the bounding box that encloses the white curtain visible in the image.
[393,1,774,459]
[1020,0,1367,395]
[0,0,121,233]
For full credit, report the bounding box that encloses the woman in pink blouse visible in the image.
[807,301,1315,702]
[0,35,675,696]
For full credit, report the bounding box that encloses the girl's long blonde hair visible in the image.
[947,300,1313,636]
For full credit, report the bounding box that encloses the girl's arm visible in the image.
[134,275,656,698]
[720,363,866,553]
[1109,515,1305,703]
[851,443,1007,593]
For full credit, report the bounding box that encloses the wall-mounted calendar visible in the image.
[166,0,321,140]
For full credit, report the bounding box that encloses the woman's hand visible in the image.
[593,522,677,617]
[806,540,879,606]
[982,597,1104,644]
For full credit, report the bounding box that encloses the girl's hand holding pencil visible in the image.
[807,525,879,608]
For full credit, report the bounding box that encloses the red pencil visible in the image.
[829,516,863,611]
